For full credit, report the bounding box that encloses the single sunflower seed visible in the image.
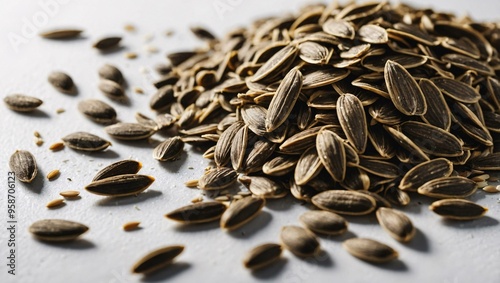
[299,210,348,236]
[29,219,89,242]
[220,197,265,230]
[243,243,282,270]
[9,150,37,183]
[62,132,111,151]
[343,238,398,263]
[376,207,415,242]
[429,199,488,220]
[311,190,377,215]
[92,160,143,181]
[4,94,43,112]
[165,201,227,224]
[280,225,321,257]
[131,245,184,274]
[153,136,184,161]
[85,174,155,197]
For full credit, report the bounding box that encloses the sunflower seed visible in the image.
[429,199,488,220]
[4,94,43,112]
[9,150,37,183]
[238,175,287,199]
[262,155,298,176]
[322,18,355,39]
[243,243,282,270]
[419,79,451,130]
[98,64,124,84]
[48,71,75,94]
[417,176,478,199]
[280,225,320,257]
[105,123,156,140]
[470,152,500,170]
[294,146,323,186]
[85,174,155,197]
[337,93,368,153]
[399,158,453,191]
[311,190,376,215]
[220,196,265,230]
[78,99,117,124]
[153,137,184,161]
[198,167,237,190]
[376,207,415,242]
[93,36,121,50]
[165,201,227,224]
[123,221,141,231]
[358,24,388,44]
[98,80,126,101]
[131,245,184,274]
[39,28,83,39]
[214,121,245,167]
[150,85,175,111]
[442,53,495,76]
[231,125,249,171]
[46,198,64,208]
[62,132,111,151]
[29,219,89,241]
[251,44,298,82]
[316,128,346,182]
[92,160,143,181]
[343,238,398,263]
[299,42,331,65]
[432,77,480,103]
[59,190,80,198]
[299,210,348,236]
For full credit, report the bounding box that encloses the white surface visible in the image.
[1,1,500,283]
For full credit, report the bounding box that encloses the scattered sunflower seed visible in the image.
[85,174,155,197]
[9,150,37,183]
[4,94,43,112]
[29,219,88,242]
[343,238,398,263]
[131,245,184,274]
[243,243,282,270]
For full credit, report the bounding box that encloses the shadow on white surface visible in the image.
[251,257,288,279]
[404,228,430,252]
[173,220,220,233]
[139,262,191,282]
[229,210,273,239]
[440,216,499,229]
[35,239,96,250]
[95,189,162,206]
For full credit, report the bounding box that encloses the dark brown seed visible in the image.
[131,245,184,274]
[299,210,348,236]
[98,80,126,101]
[39,28,83,39]
[280,225,320,257]
[432,77,481,103]
[153,137,184,161]
[215,121,245,167]
[85,174,155,197]
[337,93,368,153]
[470,153,500,170]
[48,71,75,94]
[150,85,175,111]
[78,99,117,124]
[399,158,453,191]
[9,150,37,183]
[376,207,415,242]
[98,64,124,84]
[93,36,122,50]
[417,176,478,199]
[419,79,451,130]
[238,175,287,199]
[92,160,143,181]
[316,128,346,182]
[243,243,282,270]
[294,146,323,186]
[250,44,298,82]
[4,94,43,112]
[29,219,89,242]
[343,238,398,263]
[429,199,488,220]
[62,132,111,151]
[220,197,265,230]
[198,167,238,190]
[165,202,226,224]
[105,123,156,140]
[190,26,216,41]
[311,190,376,215]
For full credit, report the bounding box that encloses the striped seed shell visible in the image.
[241,138,276,173]
[265,67,303,132]
[294,146,323,186]
[311,190,376,215]
[322,18,355,39]
[299,42,331,65]
[165,201,227,224]
[150,85,175,111]
[153,136,184,161]
[358,24,388,44]
[376,207,415,242]
[48,71,75,94]
[4,94,43,112]
[243,243,282,270]
[384,60,426,116]
[279,125,327,154]
[316,128,346,182]
[241,105,267,136]
[419,79,451,130]
[39,28,83,39]
[131,245,184,274]
[78,99,117,124]
[105,123,156,140]
[9,150,37,183]
[431,77,480,103]
[417,176,477,199]
[85,174,155,197]
[98,79,125,101]
[215,121,246,167]
[238,175,287,199]
[280,225,321,257]
[220,196,265,230]
[384,126,429,162]
[429,199,488,220]
[399,158,453,191]
[98,64,124,84]
[343,238,398,263]
[356,157,400,179]
[92,160,143,181]
[470,153,500,170]
[231,125,249,171]
[262,155,298,176]
[337,93,368,153]
[250,44,298,82]
[29,219,89,241]
[299,210,348,236]
[93,36,121,50]
[198,167,237,190]
[442,53,495,76]
[62,132,111,151]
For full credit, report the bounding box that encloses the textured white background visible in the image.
[1,1,500,282]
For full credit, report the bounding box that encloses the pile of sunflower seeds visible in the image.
[6,0,500,275]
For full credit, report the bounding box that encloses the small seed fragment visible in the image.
[280,225,320,257]
[85,174,155,197]
[343,238,398,263]
[131,245,184,274]
[46,198,65,208]
[9,150,37,183]
[46,169,60,180]
[243,243,282,270]
[429,199,488,220]
[92,160,143,181]
[49,142,65,151]
[59,191,80,198]
[299,210,348,236]
[29,219,89,242]
[123,221,141,231]
[165,201,226,224]
[220,197,265,230]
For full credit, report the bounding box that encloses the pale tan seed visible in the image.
[243,243,282,270]
[191,196,203,203]
[124,52,138,59]
[9,150,37,183]
[482,185,498,193]
[46,169,60,180]
[215,196,231,202]
[34,131,41,138]
[49,142,65,151]
[29,219,89,241]
[184,179,199,188]
[123,221,141,231]
[343,238,398,263]
[280,225,320,257]
[46,198,65,208]
[59,191,80,198]
[131,245,184,274]
[376,207,415,242]
[35,138,44,146]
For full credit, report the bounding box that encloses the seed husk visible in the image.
[262,155,298,176]
[39,28,83,39]
[62,132,111,151]
[46,198,65,208]
[48,71,75,94]
[131,245,184,274]
[93,36,122,50]
[104,123,156,140]
[78,99,117,124]
[431,77,480,103]
[417,176,478,199]
[4,94,43,112]
[220,197,265,230]
[9,150,37,183]
[299,210,348,236]
[376,207,415,242]
[98,80,126,101]
[311,190,377,215]
[419,79,451,130]
[294,145,323,186]
[343,238,398,263]
[337,93,368,153]
[215,121,245,167]
[29,219,89,242]
[153,136,184,161]
[59,190,80,198]
[316,128,346,182]
[165,201,226,224]
[123,221,141,231]
[358,24,388,44]
[429,199,488,220]
[470,152,500,170]
[150,85,175,111]
[243,243,282,270]
[280,225,320,257]
[92,160,143,181]
[98,64,124,84]
[250,44,298,82]
[85,174,155,197]
[399,158,453,191]
[198,167,238,190]
[46,169,60,180]
[238,175,287,199]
